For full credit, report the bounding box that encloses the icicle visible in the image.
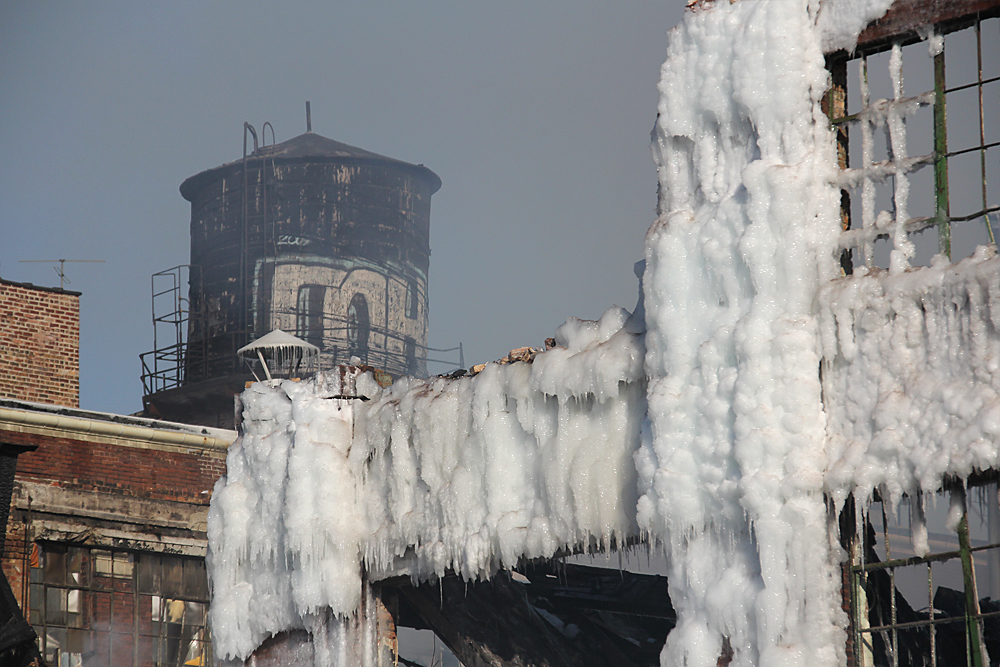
[208,307,647,662]
[860,57,876,268]
[911,492,929,557]
[887,42,914,274]
[947,486,966,533]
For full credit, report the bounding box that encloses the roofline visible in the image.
[849,0,1000,55]
[0,277,81,297]
[0,398,236,451]
[179,153,442,202]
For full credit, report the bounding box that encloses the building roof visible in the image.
[0,277,81,297]
[0,398,235,450]
[180,130,441,200]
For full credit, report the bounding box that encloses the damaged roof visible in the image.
[180,130,441,201]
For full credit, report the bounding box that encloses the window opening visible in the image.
[296,284,326,350]
[405,279,418,320]
[30,544,212,667]
[347,292,370,360]
[404,336,417,376]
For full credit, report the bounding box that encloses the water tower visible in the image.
[141,107,442,427]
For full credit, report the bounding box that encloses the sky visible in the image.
[0,1,686,416]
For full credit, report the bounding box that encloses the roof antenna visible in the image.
[306,101,312,132]
[19,258,104,289]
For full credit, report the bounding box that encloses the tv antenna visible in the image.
[19,259,105,289]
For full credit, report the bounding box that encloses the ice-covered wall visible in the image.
[639,0,892,665]
[207,306,646,661]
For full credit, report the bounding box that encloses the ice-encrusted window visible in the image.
[824,13,998,272]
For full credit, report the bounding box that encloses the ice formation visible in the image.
[206,0,1000,665]
[821,249,1000,507]
[639,0,890,664]
[207,306,646,660]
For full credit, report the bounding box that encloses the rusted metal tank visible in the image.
[179,126,441,384]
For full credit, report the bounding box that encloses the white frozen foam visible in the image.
[207,307,646,661]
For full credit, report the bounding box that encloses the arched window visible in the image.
[296,285,326,349]
[404,336,417,376]
[347,293,370,357]
[405,279,418,319]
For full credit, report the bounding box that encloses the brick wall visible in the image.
[0,425,228,605]
[3,430,225,504]
[0,279,80,407]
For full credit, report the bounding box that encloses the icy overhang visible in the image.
[207,306,646,660]
[821,249,1000,506]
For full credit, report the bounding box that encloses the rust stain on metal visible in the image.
[853,0,1000,53]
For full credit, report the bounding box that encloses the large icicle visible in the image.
[638,0,891,665]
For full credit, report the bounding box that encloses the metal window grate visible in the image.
[825,15,998,272]
[843,484,1000,667]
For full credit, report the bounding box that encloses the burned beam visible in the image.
[388,565,674,667]
[853,0,1000,53]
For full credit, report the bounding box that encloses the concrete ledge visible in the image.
[0,405,235,455]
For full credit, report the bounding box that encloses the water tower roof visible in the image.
[180,131,441,201]
[256,132,392,161]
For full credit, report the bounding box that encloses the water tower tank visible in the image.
[179,125,441,387]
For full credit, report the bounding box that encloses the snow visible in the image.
[205,0,1000,665]
[641,0,997,664]
[815,0,895,53]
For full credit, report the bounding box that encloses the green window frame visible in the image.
[824,12,997,271]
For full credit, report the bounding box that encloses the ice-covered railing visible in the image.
[818,4,1000,547]
[835,42,935,273]
[207,306,646,661]
[828,18,999,271]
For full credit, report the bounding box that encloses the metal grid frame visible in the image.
[29,542,213,667]
[825,13,998,270]
[845,485,1000,667]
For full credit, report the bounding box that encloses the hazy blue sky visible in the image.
[1,2,685,415]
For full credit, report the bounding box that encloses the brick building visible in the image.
[0,279,235,666]
[0,279,80,408]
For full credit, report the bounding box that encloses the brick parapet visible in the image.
[2,429,226,505]
[0,279,80,407]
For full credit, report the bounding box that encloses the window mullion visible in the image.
[933,49,951,258]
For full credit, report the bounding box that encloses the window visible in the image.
[824,14,998,271]
[296,284,326,349]
[405,279,419,320]
[404,336,418,376]
[30,544,212,667]
[347,293,370,359]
